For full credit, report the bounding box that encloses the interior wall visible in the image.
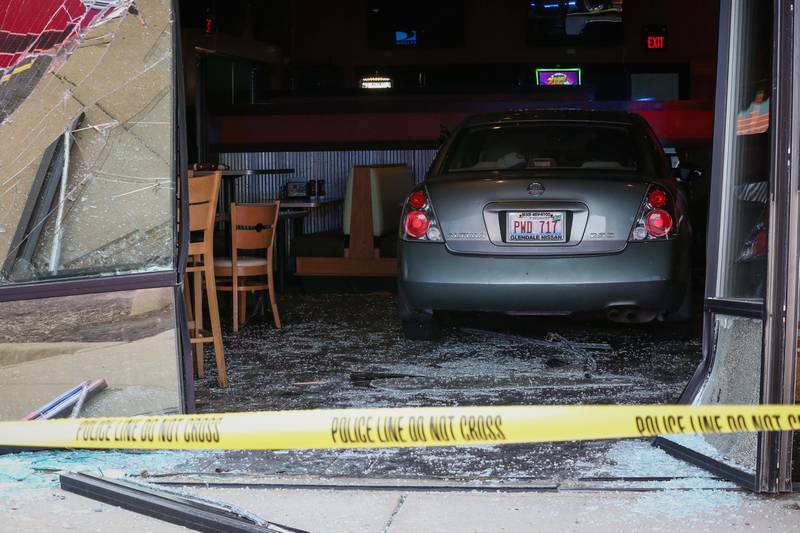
[208,100,714,149]
[218,149,435,234]
[179,1,720,153]
[284,0,719,99]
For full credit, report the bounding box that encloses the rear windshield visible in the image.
[442,122,654,174]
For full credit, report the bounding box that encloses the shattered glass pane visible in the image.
[0,287,182,420]
[666,315,761,474]
[0,0,174,284]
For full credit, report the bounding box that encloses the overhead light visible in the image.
[360,76,393,90]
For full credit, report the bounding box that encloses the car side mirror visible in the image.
[437,124,451,146]
[674,164,703,182]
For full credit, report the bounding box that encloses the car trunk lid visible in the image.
[425,172,649,255]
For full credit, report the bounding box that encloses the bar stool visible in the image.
[214,202,282,332]
[183,171,227,388]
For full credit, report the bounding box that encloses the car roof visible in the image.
[461,109,644,128]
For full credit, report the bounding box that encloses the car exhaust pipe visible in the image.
[605,306,657,324]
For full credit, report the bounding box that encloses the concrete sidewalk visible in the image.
[2,441,796,532]
[194,484,800,532]
[5,477,800,532]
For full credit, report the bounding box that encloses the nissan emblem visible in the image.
[527,182,545,196]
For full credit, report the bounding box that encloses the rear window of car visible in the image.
[442,122,655,175]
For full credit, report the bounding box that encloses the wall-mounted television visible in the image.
[527,0,624,45]
[367,0,464,49]
[630,72,679,100]
[536,68,582,86]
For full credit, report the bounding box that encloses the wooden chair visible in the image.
[183,170,227,388]
[214,202,281,332]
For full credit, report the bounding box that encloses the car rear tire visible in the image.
[656,280,693,340]
[398,286,440,340]
[402,317,441,341]
[661,280,692,323]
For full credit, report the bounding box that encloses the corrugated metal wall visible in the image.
[219,149,437,233]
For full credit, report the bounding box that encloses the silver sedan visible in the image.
[397,110,692,340]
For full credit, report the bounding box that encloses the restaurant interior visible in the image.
[173,0,719,405]
[8,0,800,494]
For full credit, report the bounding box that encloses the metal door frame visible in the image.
[657,0,797,493]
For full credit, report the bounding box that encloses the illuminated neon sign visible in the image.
[535,68,582,86]
[360,76,393,90]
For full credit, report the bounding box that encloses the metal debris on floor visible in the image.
[60,472,306,533]
[23,379,107,420]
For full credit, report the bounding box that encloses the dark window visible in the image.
[442,123,654,175]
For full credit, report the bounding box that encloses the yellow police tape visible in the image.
[2,404,800,451]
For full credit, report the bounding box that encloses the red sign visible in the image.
[647,35,665,49]
[642,25,667,51]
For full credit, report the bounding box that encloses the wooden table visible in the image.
[280,198,340,209]
[277,198,343,289]
[194,168,295,207]
[223,169,294,208]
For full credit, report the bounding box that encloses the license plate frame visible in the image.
[506,210,566,243]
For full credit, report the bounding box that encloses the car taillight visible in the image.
[648,189,668,208]
[401,189,444,242]
[645,209,672,237]
[630,186,676,241]
[409,190,427,209]
[404,210,429,238]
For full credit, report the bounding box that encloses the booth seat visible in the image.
[293,165,414,277]
[292,232,398,259]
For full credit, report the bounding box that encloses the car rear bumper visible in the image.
[398,241,689,314]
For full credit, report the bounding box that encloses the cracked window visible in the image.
[0,0,175,284]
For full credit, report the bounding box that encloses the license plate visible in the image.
[506,211,565,242]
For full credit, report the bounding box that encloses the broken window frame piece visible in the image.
[1,113,84,282]
[59,472,307,533]
[23,379,108,421]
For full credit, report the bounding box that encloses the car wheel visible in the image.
[661,280,692,323]
[402,316,441,341]
[655,280,693,340]
[397,286,440,340]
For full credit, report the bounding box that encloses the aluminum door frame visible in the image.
[657,0,798,493]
